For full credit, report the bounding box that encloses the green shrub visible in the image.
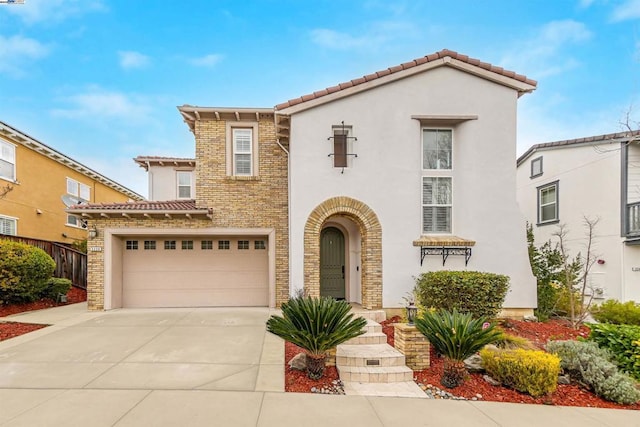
[480,347,560,397]
[43,278,72,300]
[591,300,640,326]
[414,308,501,388]
[546,340,640,404]
[553,283,583,318]
[266,296,366,379]
[494,331,538,351]
[587,323,640,380]
[0,240,56,304]
[414,271,509,319]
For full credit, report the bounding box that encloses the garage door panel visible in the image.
[121,236,269,307]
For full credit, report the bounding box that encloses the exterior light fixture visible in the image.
[88,226,99,239]
[406,302,418,326]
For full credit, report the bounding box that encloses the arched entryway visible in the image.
[304,196,382,309]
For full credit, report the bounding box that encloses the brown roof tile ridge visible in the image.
[274,49,537,111]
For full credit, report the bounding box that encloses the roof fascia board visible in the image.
[517,139,624,166]
[0,122,143,200]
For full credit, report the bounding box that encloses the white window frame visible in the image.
[537,181,559,225]
[176,171,192,199]
[0,214,17,235]
[422,176,453,234]
[233,128,253,176]
[66,177,91,201]
[225,122,259,177]
[0,140,16,182]
[422,129,453,170]
[66,214,87,229]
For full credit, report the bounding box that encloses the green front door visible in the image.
[320,227,345,300]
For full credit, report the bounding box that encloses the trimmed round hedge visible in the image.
[0,240,56,304]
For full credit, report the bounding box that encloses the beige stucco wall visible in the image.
[147,165,195,201]
[0,136,133,243]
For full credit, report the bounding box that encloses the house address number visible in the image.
[632,267,640,272]
[89,247,103,252]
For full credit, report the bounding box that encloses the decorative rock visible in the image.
[483,374,501,386]
[464,354,484,373]
[288,353,307,371]
[523,314,539,322]
[558,375,571,385]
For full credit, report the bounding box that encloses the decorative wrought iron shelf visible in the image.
[419,246,472,266]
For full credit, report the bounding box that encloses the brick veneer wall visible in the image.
[393,323,430,370]
[303,196,382,309]
[86,116,289,310]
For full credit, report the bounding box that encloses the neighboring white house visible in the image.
[134,156,196,201]
[516,131,640,303]
[276,49,538,314]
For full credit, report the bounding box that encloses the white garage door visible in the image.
[122,236,268,308]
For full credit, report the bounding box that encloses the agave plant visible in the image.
[415,308,501,388]
[266,296,367,379]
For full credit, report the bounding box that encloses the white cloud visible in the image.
[188,54,223,67]
[118,50,150,70]
[51,86,151,121]
[578,0,596,8]
[310,20,418,51]
[611,0,640,21]
[500,20,591,79]
[5,0,106,25]
[0,34,50,76]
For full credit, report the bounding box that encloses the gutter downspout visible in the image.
[275,115,291,300]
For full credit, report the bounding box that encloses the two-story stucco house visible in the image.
[69,49,538,315]
[0,121,143,244]
[517,131,640,303]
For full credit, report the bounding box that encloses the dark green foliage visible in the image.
[415,308,502,387]
[0,240,56,304]
[266,296,367,379]
[591,300,640,326]
[587,323,640,380]
[414,271,509,319]
[546,340,640,404]
[43,278,72,300]
[526,224,582,321]
[71,239,87,254]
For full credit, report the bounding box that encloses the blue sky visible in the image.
[1,0,639,198]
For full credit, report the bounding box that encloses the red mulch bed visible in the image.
[283,314,640,410]
[0,287,87,342]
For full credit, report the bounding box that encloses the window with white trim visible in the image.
[233,128,252,175]
[177,171,192,199]
[0,141,16,181]
[126,240,138,250]
[66,177,90,201]
[538,181,559,224]
[422,129,452,170]
[181,240,194,250]
[201,240,213,250]
[66,214,87,229]
[254,240,266,250]
[0,215,17,235]
[144,240,156,250]
[422,177,452,233]
[164,240,176,250]
[218,240,230,250]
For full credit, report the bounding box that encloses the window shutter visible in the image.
[334,134,347,167]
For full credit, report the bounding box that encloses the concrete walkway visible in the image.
[0,304,637,426]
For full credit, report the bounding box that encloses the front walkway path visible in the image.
[0,304,637,426]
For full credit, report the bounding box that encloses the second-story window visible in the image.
[0,140,16,181]
[177,171,192,199]
[233,128,252,175]
[67,177,90,201]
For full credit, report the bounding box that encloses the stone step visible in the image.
[342,381,427,398]
[350,309,386,323]
[337,365,414,383]
[344,331,388,345]
[336,344,405,367]
[363,318,382,334]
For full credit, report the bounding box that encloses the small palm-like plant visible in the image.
[415,308,501,388]
[266,296,367,379]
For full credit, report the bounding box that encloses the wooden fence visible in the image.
[0,235,87,289]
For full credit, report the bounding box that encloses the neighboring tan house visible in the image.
[133,156,196,201]
[0,121,143,244]
[517,131,640,303]
[70,49,538,315]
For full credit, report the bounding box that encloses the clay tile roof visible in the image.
[517,130,640,165]
[68,199,206,212]
[274,49,537,111]
[134,156,195,161]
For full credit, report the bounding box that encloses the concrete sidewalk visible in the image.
[0,304,637,426]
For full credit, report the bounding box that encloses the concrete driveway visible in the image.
[0,304,283,394]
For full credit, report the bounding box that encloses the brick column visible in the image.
[393,323,430,370]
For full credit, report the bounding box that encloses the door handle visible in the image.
[342,265,345,279]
